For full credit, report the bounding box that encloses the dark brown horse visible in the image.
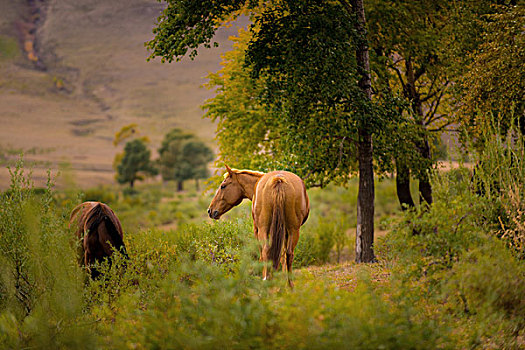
[69,201,128,278]
[208,165,309,287]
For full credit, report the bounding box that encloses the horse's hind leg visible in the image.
[256,223,272,281]
[286,228,300,288]
[261,243,271,280]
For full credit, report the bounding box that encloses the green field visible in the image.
[1,156,523,349]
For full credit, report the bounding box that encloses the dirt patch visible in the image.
[69,118,105,126]
[298,261,390,291]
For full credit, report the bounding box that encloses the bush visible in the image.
[0,158,96,348]
[446,241,525,346]
[378,163,525,349]
[98,256,445,350]
[471,123,525,258]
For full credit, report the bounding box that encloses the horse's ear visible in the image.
[225,164,235,178]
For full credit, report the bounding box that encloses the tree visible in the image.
[117,139,157,188]
[148,0,380,262]
[365,0,459,207]
[366,0,522,208]
[183,140,215,190]
[349,0,376,263]
[158,129,214,191]
[457,3,524,142]
[112,123,151,176]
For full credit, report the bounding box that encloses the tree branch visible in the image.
[388,63,408,95]
[425,85,448,125]
[414,62,427,81]
[420,79,439,103]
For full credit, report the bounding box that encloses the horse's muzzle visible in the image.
[207,208,220,220]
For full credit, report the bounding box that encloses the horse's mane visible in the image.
[224,168,265,179]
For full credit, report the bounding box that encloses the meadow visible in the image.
[1,0,523,348]
[1,138,524,349]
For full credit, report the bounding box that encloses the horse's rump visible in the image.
[84,203,128,257]
[69,202,128,278]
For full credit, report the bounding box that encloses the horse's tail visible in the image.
[85,203,128,259]
[268,176,287,270]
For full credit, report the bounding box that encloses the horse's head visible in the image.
[208,165,245,220]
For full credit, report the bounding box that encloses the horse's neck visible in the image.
[238,173,263,200]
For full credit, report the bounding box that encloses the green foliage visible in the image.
[171,220,252,273]
[157,1,385,188]
[112,124,150,173]
[378,163,525,348]
[158,129,214,189]
[117,139,157,188]
[96,255,445,350]
[470,121,525,258]
[203,27,285,172]
[447,242,525,336]
[2,156,524,348]
[0,158,96,348]
[457,3,524,137]
[242,0,378,187]
[146,0,246,62]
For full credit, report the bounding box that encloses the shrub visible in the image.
[378,163,525,349]
[99,256,446,350]
[445,240,525,346]
[471,123,525,258]
[0,158,96,348]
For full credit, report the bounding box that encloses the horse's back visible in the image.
[69,201,126,261]
[253,171,309,228]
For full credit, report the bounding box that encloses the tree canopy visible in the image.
[117,139,157,188]
[457,4,525,142]
[149,0,384,262]
[158,128,214,191]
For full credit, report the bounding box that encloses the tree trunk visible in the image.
[396,159,415,210]
[356,129,376,263]
[405,57,433,206]
[177,180,183,192]
[130,179,134,188]
[417,135,433,205]
[195,178,200,191]
[351,0,376,263]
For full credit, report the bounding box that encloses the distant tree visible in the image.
[158,129,214,191]
[112,123,150,175]
[117,139,157,188]
[182,140,214,190]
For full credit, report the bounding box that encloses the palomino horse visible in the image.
[208,165,309,287]
[69,201,128,278]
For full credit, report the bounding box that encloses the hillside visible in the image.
[0,0,247,189]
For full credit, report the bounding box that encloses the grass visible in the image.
[1,156,524,349]
[0,35,18,60]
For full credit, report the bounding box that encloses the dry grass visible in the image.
[0,0,249,189]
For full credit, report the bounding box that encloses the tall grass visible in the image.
[0,158,96,348]
[471,123,525,258]
[378,164,525,348]
[2,148,523,348]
